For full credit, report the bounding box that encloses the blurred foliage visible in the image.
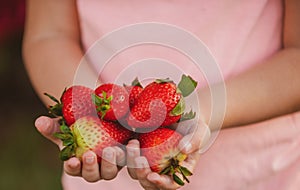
[0,1,63,190]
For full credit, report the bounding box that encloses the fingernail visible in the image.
[85,156,95,164]
[35,117,52,133]
[104,149,114,160]
[35,117,44,127]
[147,173,159,181]
[127,149,135,157]
[127,145,139,157]
[135,157,147,168]
[68,157,80,168]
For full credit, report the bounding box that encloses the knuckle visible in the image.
[101,170,118,180]
[83,174,101,183]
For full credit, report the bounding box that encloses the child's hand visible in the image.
[126,120,210,190]
[35,116,125,182]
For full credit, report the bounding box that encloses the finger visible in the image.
[101,147,119,180]
[178,121,211,154]
[114,146,127,167]
[147,153,199,190]
[81,151,101,182]
[35,116,62,147]
[126,139,141,179]
[63,157,82,176]
[183,151,201,168]
[135,157,158,190]
[147,172,180,190]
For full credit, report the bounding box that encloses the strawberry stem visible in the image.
[44,92,63,117]
[53,122,76,161]
[159,154,193,186]
[92,92,113,119]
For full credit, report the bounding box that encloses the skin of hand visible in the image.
[126,114,300,190]
[34,116,126,182]
[126,120,211,190]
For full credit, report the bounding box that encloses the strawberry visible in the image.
[93,83,129,121]
[45,85,95,126]
[54,116,133,162]
[139,127,192,186]
[124,78,143,108]
[127,75,197,128]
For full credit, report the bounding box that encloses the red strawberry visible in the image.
[127,75,197,128]
[139,127,192,186]
[54,116,133,162]
[93,83,129,121]
[124,78,143,108]
[45,85,95,126]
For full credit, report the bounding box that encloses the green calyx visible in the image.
[155,78,174,84]
[131,77,143,87]
[180,110,196,122]
[44,89,66,117]
[53,122,77,161]
[170,98,185,116]
[170,99,196,122]
[177,75,198,97]
[92,91,113,119]
[159,153,193,186]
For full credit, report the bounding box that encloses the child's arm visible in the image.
[23,0,119,182]
[199,0,300,129]
[23,0,97,105]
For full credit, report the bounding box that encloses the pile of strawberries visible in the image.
[45,75,197,186]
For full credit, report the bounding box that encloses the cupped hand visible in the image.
[34,116,125,182]
[126,120,211,190]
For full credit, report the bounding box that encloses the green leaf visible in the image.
[53,133,71,140]
[179,166,193,177]
[171,98,185,116]
[44,93,60,104]
[60,123,71,133]
[155,78,173,84]
[63,138,74,146]
[59,145,75,161]
[159,166,171,175]
[48,104,63,117]
[131,77,143,87]
[180,110,196,122]
[173,174,185,186]
[92,93,103,105]
[178,166,192,183]
[104,95,113,104]
[59,88,67,102]
[177,75,198,97]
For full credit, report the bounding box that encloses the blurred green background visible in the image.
[0,1,63,189]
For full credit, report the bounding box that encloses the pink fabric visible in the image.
[76,0,282,83]
[62,0,300,189]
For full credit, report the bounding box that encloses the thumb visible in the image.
[177,121,211,154]
[35,116,62,148]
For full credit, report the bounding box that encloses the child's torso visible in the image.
[77,0,283,83]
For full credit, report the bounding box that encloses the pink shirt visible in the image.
[62,0,300,189]
[76,0,282,84]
